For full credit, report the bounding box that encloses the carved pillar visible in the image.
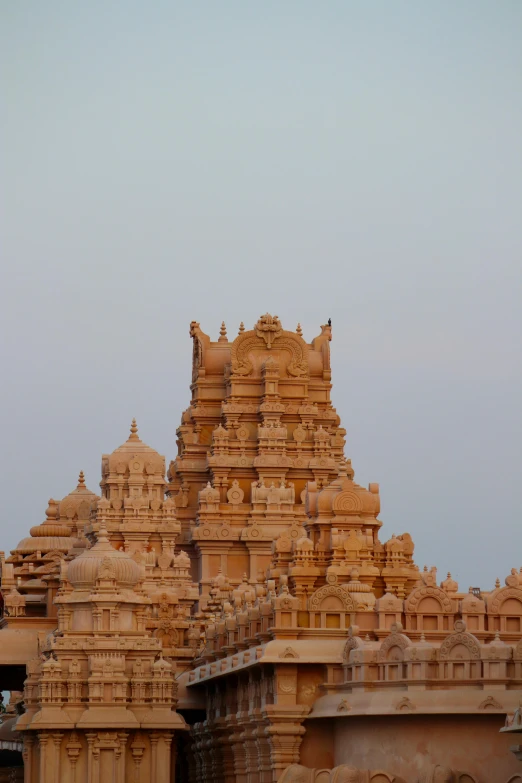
[244,719,260,783]
[262,705,310,783]
[189,724,204,783]
[66,733,82,783]
[130,734,146,783]
[217,719,236,783]
[150,733,159,783]
[86,732,97,783]
[52,732,63,783]
[38,733,50,783]
[22,735,34,783]
[162,733,174,783]
[255,715,272,783]
[116,732,129,783]
[230,721,247,783]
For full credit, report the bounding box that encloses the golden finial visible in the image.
[129,418,139,440]
[296,323,302,336]
[239,322,245,333]
[77,470,86,488]
[218,321,228,342]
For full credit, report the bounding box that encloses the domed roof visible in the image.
[14,499,75,555]
[316,461,380,517]
[59,471,99,524]
[102,419,165,478]
[0,716,22,744]
[111,419,161,458]
[67,523,141,590]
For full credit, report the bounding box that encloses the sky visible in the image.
[1,1,521,590]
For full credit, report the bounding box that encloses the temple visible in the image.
[0,314,521,783]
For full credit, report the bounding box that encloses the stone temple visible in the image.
[0,314,521,783]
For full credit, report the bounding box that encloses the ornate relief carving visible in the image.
[490,586,522,613]
[230,314,308,377]
[309,584,356,612]
[405,585,453,613]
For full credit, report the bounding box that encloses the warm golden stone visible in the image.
[0,315,520,782]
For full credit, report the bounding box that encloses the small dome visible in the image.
[102,419,165,483]
[59,471,99,525]
[0,716,22,743]
[68,523,140,590]
[14,499,74,554]
[15,537,73,554]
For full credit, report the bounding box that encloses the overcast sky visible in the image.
[2,1,521,590]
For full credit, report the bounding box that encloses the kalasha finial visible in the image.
[218,321,228,342]
[77,470,86,488]
[495,577,501,589]
[129,418,139,440]
[97,522,109,542]
[239,322,245,334]
[296,323,302,336]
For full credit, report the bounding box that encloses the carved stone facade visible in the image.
[0,315,521,782]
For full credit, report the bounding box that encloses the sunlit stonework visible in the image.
[0,315,521,782]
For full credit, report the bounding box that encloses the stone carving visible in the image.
[4,316,522,783]
[309,584,356,612]
[439,621,480,661]
[255,313,283,347]
[227,479,245,505]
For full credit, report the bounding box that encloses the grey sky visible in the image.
[2,1,521,590]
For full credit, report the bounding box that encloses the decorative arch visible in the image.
[439,629,480,660]
[230,321,309,378]
[342,635,364,663]
[405,585,453,614]
[489,586,522,614]
[308,584,356,613]
[377,629,411,662]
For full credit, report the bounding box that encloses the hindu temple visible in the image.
[1,314,521,783]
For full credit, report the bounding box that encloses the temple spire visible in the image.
[218,321,228,342]
[129,418,139,441]
[77,470,86,489]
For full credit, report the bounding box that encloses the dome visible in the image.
[109,419,163,460]
[316,460,379,517]
[67,523,141,590]
[101,419,165,485]
[58,471,99,525]
[0,716,22,747]
[14,499,74,555]
[15,536,73,554]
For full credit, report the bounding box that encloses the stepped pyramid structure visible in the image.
[0,314,521,783]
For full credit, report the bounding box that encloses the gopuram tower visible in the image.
[1,314,521,783]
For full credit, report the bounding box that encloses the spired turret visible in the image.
[5,313,522,783]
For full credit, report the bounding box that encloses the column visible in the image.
[38,733,50,783]
[262,705,310,783]
[86,733,97,783]
[52,733,63,783]
[150,733,159,783]
[22,736,34,783]
[116,733,129,783]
